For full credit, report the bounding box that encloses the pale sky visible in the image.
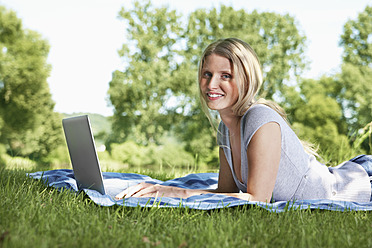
[0,0,370,116]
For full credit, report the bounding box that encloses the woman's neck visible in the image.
[219,110,241,135]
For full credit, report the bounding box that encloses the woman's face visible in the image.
[200,54,239,114]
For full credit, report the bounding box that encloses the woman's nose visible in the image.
[207,75,219,90]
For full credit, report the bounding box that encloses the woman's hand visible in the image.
[115,183,194,200]
[114,182,254,202]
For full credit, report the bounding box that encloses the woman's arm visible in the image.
[246,122,281,202]
[115,148,242,200]
[203,122,281,202]
[213,147,240,193]
[205,122,281,202]
[198,121,281,202]
[115,122,281,202]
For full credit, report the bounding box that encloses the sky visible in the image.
[0,0,370,116]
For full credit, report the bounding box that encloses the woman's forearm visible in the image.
[116,183,254,201]
[184,188,252,201]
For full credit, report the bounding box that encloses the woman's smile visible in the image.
[207,92,225,100]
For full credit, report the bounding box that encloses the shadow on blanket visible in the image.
[28,169,372,212]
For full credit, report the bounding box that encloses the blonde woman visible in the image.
[116,38,372,203]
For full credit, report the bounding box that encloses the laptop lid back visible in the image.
[62,115,105,195]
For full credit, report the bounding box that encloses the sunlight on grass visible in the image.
[2,154,37,170]
[1,167,372,247]
[1,123,371,247]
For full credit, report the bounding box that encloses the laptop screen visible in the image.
[62,115,105,195]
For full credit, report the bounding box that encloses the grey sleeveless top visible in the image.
[217,104,371,202]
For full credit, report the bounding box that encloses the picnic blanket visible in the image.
[28,169,372,212]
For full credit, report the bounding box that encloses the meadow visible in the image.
[1,164,372,248]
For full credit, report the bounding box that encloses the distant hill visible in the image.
[61,113,112,136]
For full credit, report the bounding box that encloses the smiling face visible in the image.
[199,54,239,115]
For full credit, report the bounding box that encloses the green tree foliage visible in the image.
[108,1,184,146]
[338,64,372,130]
[0,6,62,160]
[108,0,307,160]
[110,139,195,169]
[285,77,352,160]
[283,5,372,157]
[340,5,372,67]
[339,5,372,131]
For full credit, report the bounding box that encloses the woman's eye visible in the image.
[222,74,231,79]
[203,72,212,78]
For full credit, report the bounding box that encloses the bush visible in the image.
[110,139,196,169]
[40,145,70,168]
[154,141,195,168]
[110,141,154,167]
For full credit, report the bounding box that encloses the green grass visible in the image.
[1,167,372,248]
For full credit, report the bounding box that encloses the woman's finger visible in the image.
[124,183,145,198]
[131,184,160,198]
[114,190,126,200]
[115,182,154,199]
[114,184,136,199]
[124,182,154,198]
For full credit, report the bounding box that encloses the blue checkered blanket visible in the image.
[28,169,372,212]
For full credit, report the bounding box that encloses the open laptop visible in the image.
[62,115,106,195]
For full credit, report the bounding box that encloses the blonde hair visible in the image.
[198,38,318,156]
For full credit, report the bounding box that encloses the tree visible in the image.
[108,1,307,160]
[108,1,184,147]
[0,6,63,160]
[285,77,352,160]
[339,5,372,131]
[340,5,372,67]
[337,64,372,130]
[280,5,372,158]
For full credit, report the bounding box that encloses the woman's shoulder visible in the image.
[242,104,285,126]
[240,104,292,146]
[245,103,278,115]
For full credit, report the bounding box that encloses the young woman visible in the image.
[115,38,372,203]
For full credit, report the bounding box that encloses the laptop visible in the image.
[62,115,106,195]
